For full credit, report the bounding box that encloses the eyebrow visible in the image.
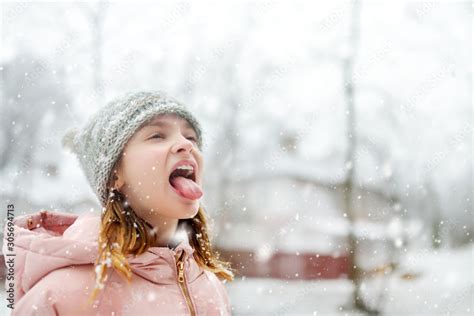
[145,120,194,131]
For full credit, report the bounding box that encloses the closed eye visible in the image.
[150,133,163,139]
[149,133,197,143]
[187,137,197,142]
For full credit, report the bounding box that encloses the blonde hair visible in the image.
[88,188,234,304]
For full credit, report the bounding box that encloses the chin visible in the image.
[182,205,199,219]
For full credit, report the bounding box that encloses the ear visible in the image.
[111,167,125,191]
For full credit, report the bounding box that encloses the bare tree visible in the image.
[339,0,383,314]
[77,1,110,105]
[0,54,70,198]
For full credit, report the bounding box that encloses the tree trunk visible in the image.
[342,1,380,314]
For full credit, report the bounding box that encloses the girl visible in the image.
[4,91,234,315]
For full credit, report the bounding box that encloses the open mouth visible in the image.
[168,164,202,200]
[169,165,196,185]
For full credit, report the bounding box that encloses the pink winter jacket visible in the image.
[2,210,232,315]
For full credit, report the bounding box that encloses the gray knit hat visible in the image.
[62,91,203,206]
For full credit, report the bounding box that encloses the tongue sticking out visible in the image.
[170,176,203,200]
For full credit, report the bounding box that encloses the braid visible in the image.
[187,208,235,281]
[88,189,155,304]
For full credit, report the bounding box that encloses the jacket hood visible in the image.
[3,210,198,303]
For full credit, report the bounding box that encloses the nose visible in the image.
[171,134,194,154]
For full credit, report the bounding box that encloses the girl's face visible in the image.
[113,114,204,223]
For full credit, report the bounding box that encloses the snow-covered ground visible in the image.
[227,278,355,315]
[1,244,472,315]
[226,244,473,315]
[382,243,473,315]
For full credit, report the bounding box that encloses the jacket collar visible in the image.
[127,237,203,285]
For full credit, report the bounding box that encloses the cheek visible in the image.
[122,147,167,189]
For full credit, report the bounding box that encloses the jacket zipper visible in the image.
[176,251,196,316]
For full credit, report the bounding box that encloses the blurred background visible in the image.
[0,0,472,315]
